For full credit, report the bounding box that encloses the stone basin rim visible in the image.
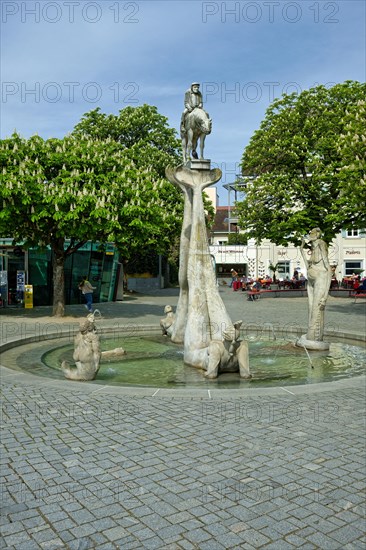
[0,325,365,397]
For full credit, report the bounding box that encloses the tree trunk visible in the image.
[52,238,66,317]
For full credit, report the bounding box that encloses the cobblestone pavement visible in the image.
[1,289,365,549]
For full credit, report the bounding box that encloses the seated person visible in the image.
[240,275,248,291]
[356,278,366,293]
[299,273,307,287]
[353,276,361,291]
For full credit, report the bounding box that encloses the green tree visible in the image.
[236,81,366,246]
[73,104,186,270]
[0,132,182,316]
[227,233,248,245]
[72,104,181,178]
[268,262,279,283]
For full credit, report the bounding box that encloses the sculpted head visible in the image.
[308,227,322,241]
[191,82,200,93]
[79,319,95,334]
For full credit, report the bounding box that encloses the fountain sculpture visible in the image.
[160,305,176,336]
[165,83,250,379]
[296,228,332,351]
[61,311,125,381]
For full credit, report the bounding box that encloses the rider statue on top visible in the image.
[180,83,207,132]
[180,83,212,163]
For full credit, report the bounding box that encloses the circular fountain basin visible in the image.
[2,331,365,388]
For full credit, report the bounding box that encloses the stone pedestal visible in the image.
[165,164,250,378]
[186,159,211,171]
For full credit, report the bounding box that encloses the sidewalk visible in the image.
[1,288,365,549]
[1,286,365,336]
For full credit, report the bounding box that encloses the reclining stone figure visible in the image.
[204,320,251,379]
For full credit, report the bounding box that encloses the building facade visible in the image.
[0,239,120,307]
[209,206,366,283]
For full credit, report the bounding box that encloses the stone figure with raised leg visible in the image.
[204,321,251,379]
[297,228,332,351]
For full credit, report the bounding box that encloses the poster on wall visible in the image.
[0,271,7,286]
[17,271,26,291]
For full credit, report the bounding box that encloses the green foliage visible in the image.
[0,132,182,256]
[0,104,184,315]
[125,250,159,276]
[73,105,182,178]
[236,81,366,245]
[227,232,248,245]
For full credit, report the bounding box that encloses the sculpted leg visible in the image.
[181,136,187,164]
[200,134,205,160]
[237,341,251,379]
[204,341,224,379]
[187,129,194,160]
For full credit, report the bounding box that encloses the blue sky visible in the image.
[1,0,365,202]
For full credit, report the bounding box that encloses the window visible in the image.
[346,229,359,237]
[277,261,290,279]
[345,261,362,276]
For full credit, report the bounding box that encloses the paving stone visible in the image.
[4,532,34,547]
[102,525,130,541]
[238,526,273,546]
[183,527,212,544]
[0,521,25,536]
[328,524,365,545]
[1,295,365,550]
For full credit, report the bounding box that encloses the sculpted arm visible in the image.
[300,238,309,269]
[319,240,331,270]
[184,91,193,112]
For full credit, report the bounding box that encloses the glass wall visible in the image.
[0,240,119,307]
[28,248,52,306]
[64,243,119,305]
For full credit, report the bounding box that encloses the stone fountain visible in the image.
[165,82,250,379]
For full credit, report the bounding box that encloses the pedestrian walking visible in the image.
[78,275,96,313]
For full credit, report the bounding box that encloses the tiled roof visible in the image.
[212,206,237,232]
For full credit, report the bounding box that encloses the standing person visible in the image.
[230,268,238,289]
[78,275,96,313]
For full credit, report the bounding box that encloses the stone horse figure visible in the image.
[181,107,212,164]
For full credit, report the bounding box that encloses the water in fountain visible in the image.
[3,331,364,389]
